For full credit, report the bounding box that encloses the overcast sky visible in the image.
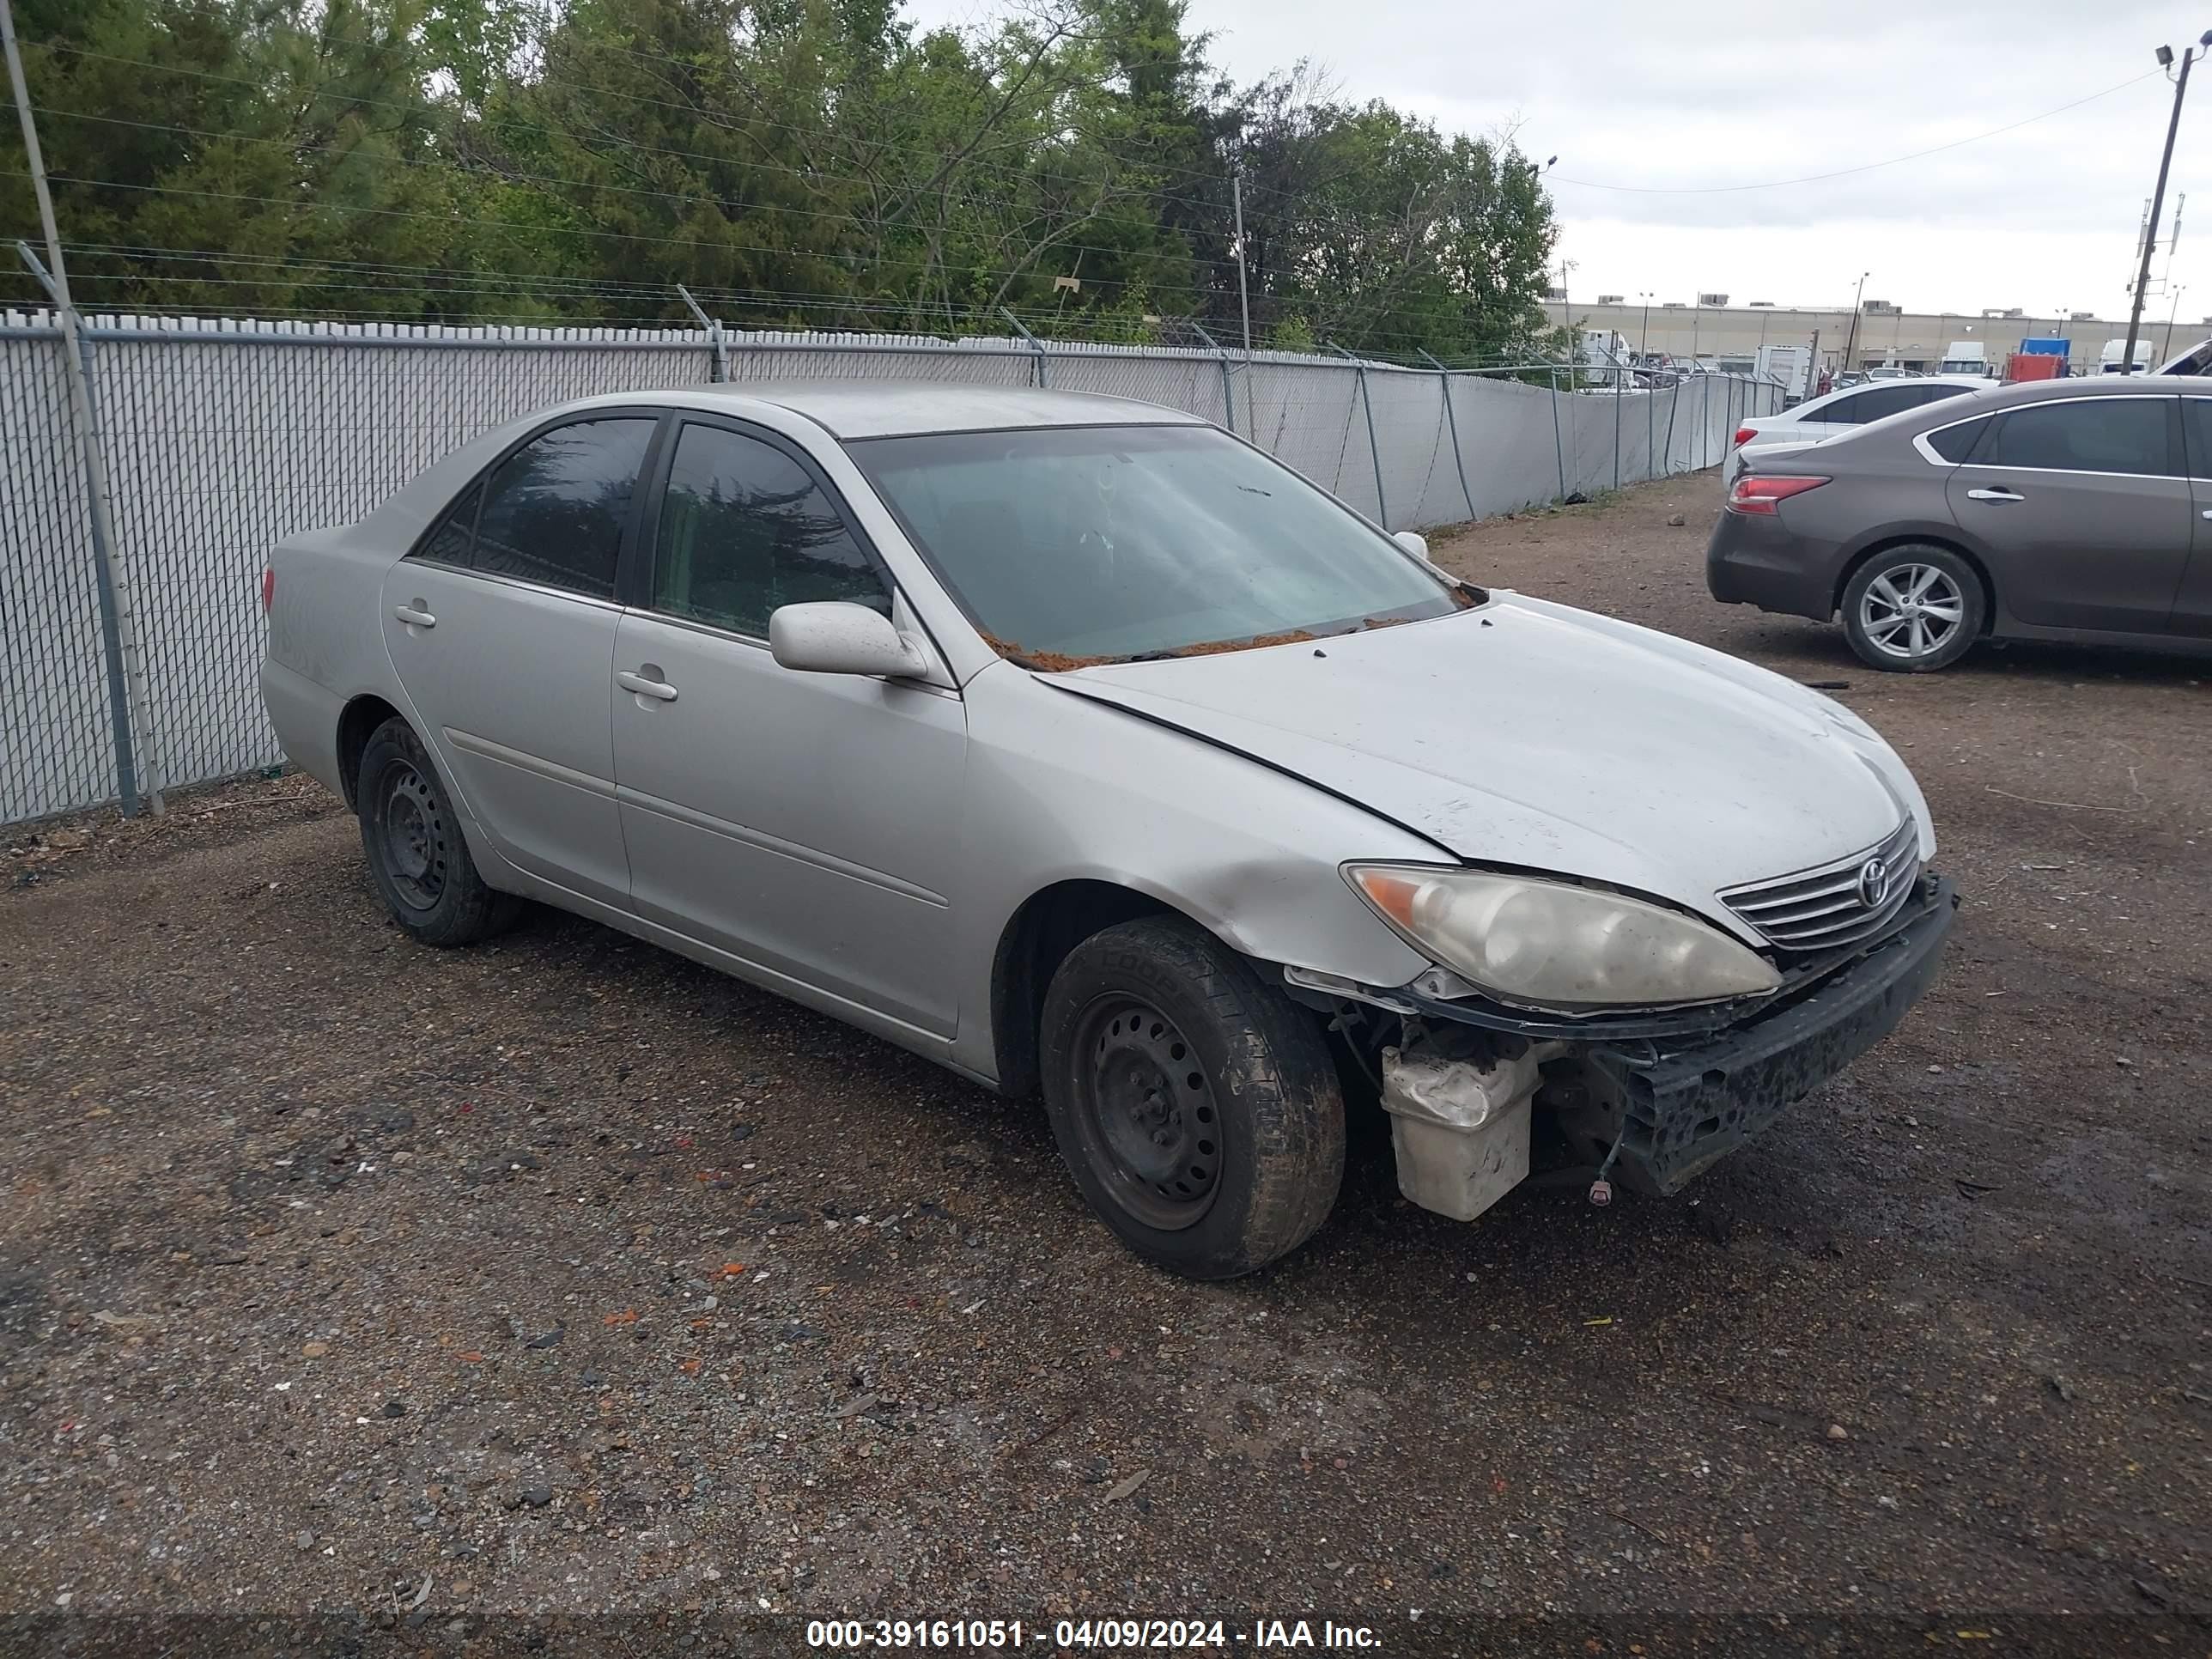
[905,0,2210,323]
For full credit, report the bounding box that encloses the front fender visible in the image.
[946,663,1439,1082]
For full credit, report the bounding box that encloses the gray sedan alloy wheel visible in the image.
[1841,546,1984,672]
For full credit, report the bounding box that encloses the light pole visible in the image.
[1638,291,1653,362]
[2165,283,2189,360]
[2121,30,2211,374]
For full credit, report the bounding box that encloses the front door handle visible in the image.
[392,601,437,628]
[617,667,678,703]
[1966,487,2024,503]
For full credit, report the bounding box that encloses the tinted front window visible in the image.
[853,425,1462,661]
[469,418,655,599]
[417,482,481,565]
[653,424,890,635]
[1924,416,1993,463]
[1978,399,2172,476]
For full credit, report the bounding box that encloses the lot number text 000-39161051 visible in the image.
[805,1618,1385,1650]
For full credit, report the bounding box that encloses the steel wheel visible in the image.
[374,758,448,911]
[1857,562,1965,663]
[1073,994,1224,1231]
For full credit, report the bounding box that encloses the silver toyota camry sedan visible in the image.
[260,384,1955,1278]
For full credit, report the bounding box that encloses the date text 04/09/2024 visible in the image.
[805,1619,1384,1650]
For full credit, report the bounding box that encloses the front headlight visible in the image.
[1345,864,1782,1011]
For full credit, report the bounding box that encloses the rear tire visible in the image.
[1840,544,1983,672]
[1038,916,1344,1279]
[356,717,520,946]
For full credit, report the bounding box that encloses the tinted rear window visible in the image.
[466,417,656,599]
[2184,398,2212,474]
[1840,385,1924,423]
[1924,417,1992,463]
[1976,398,2173,476]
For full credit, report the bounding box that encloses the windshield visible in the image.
[850,424,1468,663]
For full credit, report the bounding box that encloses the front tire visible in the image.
[1840,544,1983,672]
[1038,916,1345,1279]
[357,717,519,946]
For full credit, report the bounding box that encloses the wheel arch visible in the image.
[1832,533,1998,635]
[990,879,1218,1100]
[335,693,404,809]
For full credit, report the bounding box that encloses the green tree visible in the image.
[2,0,1559,353]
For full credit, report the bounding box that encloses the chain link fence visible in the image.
[0,311,1782,825]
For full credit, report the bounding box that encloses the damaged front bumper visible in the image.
[1586,875,1956,1192]
[1287,874,1959,1213]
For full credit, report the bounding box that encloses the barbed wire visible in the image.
[14,234,1565,358]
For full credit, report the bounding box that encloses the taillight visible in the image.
[1727,474,1829,516]
[1732,426,1756,446]
[259,567,276,613]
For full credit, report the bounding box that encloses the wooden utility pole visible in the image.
[2124,41,2200,374]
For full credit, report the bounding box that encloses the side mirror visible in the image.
[769,602,932,679]
[1393,530,1430,559]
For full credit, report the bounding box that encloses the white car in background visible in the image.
[1729,374,1996,475]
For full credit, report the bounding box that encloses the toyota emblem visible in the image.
[1856,857,1889,909]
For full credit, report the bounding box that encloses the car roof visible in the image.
[1775,374,1988,416]
[651,382,1209,441]
[1921,374,2195,414]
[1838,373,1993,391]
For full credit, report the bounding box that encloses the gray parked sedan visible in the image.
[263,385,1954,1278]
[1707,376,2212,671]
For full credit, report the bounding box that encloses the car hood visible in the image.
[1052,593,1923,935]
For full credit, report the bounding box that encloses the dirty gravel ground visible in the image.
[3,476,2209,1655]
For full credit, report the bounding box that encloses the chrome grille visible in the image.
[1721,818,1922,957]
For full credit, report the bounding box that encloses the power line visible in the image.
[21,37,1561,328]
[14,240,1531,356]
[28,161,1455,329]
[1552,70,2160,194]
[15,168,1180,295]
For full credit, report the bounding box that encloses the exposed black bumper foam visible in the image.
[1589,877,1958,1194]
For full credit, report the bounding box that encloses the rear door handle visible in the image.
[1965,487,2024,503]
[392,601,436,628]
[616,668,678,703]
